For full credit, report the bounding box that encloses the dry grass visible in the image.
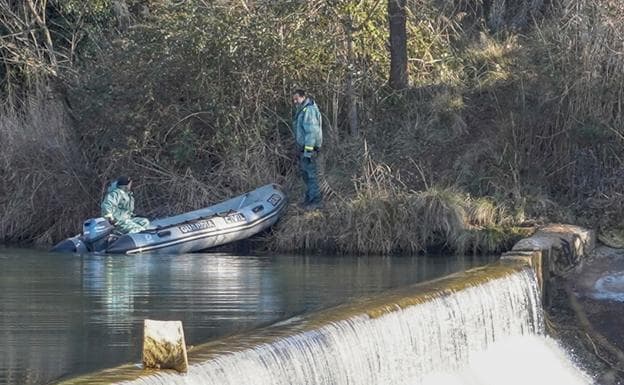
[0,93,95,244]
[270,186,526,256]
[270,153,524,255]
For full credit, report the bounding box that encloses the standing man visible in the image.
[292,89,323,210]
[101,176,150,233]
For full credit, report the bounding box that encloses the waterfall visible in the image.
[113,267,590,385]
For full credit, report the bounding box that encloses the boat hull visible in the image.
[52,184,287,255]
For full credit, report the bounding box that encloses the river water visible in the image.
[0,248,496,385]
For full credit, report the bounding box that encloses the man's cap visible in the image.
[117,176,131,186]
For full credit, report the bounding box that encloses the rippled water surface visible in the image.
[0,248,496,385]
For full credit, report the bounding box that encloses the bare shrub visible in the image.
[0,91,94,243]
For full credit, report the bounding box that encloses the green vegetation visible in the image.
[0,0,622,254]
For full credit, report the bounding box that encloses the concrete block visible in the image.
[507,224,596,307]
[142,319,188,373]
[512,224,595,256]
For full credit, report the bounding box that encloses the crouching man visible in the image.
[101,176,150,234]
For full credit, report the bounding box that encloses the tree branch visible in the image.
[24,0,57,73]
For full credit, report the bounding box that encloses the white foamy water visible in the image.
[591,272,624,302]
[122,268,591,385]
[420,335,591,385]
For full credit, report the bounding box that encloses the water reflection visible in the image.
[0,249,496,385]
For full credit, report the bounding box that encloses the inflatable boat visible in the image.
[52,184,287,255]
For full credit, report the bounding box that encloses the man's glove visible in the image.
[303,146,314,158]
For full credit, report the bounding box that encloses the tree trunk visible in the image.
[345,19,359,136]
[388,0,408,90]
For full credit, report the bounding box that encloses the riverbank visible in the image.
[269,195,535,255]
[2,0,624,251]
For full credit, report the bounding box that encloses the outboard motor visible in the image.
[82,217,115,251]
[51,217,115,254]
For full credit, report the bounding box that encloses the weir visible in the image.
[57,260,591,385]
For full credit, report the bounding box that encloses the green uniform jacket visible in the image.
[293,98,322,150]
[101,181,149,234]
